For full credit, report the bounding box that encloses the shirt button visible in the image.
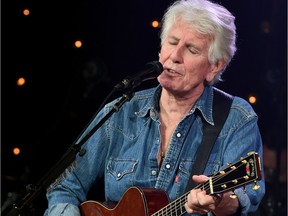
[176,133,181,138]
[165,164,171,169]
[151,170,157,175]
[117,173,121,177]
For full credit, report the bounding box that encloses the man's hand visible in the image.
[184,175,240,216]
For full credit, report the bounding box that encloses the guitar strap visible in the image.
[185,87,234,192]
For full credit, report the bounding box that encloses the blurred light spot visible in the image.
[248,95,257,104]
[17,77,26,86]
[261,21,270,34]
[23,9,30,16]
[74,40,82,48]
[13,147,21,156]
[151,20,160,28]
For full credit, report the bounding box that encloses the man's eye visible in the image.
[188,48,198,54]
[168,40,178,45]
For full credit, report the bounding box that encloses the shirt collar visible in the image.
[135,85,161,118]
[136,85,215,126]
[192,85,214,126]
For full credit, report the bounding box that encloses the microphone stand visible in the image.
[3,90,134,216]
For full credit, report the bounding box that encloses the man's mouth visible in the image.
[168,69,176,73]
[167,68,180,75]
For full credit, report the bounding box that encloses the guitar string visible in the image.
[152,161,247,216]
[152,168,231,216]
[198,162,247,193]
[155,166,242,215]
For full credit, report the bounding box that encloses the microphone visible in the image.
[114,61,163,91]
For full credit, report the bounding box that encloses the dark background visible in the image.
[1,0,287,215]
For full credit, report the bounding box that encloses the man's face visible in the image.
[158,21,221,97]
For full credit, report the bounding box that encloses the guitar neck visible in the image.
[152,191,188,216]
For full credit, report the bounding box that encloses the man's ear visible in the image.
[206,59,226,82]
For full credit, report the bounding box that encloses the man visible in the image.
[44,0,265,215]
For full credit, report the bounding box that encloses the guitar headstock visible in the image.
[197,152,262,196]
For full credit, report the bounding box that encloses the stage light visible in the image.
[74,40,82,48]
[23,9,30,16]
[151,20,160,28]
[13,147,21,156]
[17,77,26,86]
[248,95,257,104]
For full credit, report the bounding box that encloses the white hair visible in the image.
[160,0,237,85]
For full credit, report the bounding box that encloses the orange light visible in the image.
[13,147,21,156]
[23,9,30,16]
[248,95,257,104]
[151,20,159,28]
[74,40,82,48]
[17,77,26,86]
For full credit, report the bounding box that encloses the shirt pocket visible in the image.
[178,160,194,181]
[178,159,221,180]
[107,158,138,181]
[106,158,138,201]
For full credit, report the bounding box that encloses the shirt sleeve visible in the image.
[44,203,80,216]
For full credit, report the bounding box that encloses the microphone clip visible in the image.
[114,61,163,91]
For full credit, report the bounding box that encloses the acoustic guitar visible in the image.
[80,152,262,216]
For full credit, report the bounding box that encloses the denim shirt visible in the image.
[44,85,265,216]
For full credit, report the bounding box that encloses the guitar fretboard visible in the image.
[152,192,188,216]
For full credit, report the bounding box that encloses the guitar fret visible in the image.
[153,191,188,216]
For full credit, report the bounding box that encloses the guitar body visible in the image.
[80,186,170,216]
